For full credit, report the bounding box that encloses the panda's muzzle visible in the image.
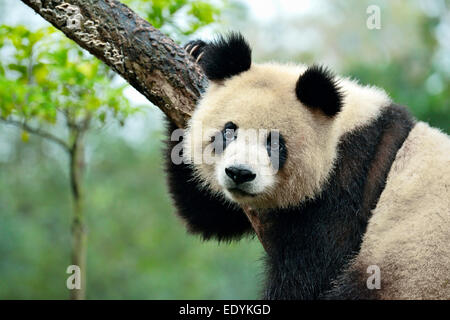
[224,166,257,197]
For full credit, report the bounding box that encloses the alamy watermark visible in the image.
[366,265,381,290]
[66,265,81,290]
[366,5,381,30]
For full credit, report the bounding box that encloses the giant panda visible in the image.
[164,32,450,299]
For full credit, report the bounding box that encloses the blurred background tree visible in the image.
[0,0,448,299]
[0,25,135,299]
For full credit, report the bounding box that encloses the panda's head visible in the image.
[183,33,386,209]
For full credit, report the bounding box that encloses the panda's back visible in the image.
[355,122,450,299]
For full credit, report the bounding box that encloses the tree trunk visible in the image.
[69,130,86,300]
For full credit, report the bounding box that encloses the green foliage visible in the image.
[0,25,135,129]
[124,0,222,40]
[343,11,450,134]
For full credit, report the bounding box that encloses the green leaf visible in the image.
[21,131,30,143]
[8,63,27,76]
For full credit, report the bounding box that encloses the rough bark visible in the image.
[21,0,208,128]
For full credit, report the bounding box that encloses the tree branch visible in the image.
[0,117,70,152]
[21,0,208,128]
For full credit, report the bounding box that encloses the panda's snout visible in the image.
[225,166,256,185]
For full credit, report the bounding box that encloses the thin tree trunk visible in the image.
[69,130,86,300]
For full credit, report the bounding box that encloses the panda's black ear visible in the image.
[199,32,252,81]
[295,65,343,117]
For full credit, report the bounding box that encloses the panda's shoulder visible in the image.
[330,122,450,299]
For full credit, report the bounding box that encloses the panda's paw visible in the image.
[184,40,207,62]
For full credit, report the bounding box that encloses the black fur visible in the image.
[296,65,343,117]
[184,40,207,60]
[164,121,253,241]
[210,121,238,154]
[261,104,415,299]
[188,32,252,81]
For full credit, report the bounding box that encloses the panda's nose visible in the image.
[225,166,256,185]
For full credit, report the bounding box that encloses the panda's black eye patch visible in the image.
[266,130,288,170]
[224,121,238,131]
[223,121,238,143]
[212,122,238,154]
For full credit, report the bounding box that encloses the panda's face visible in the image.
[213,121,287,202]
[183,63,339,209]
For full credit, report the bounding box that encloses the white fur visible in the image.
[215,131,277,203]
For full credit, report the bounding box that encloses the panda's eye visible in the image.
[266,130,288,170]
[271,140,279,150]
[224,129,235,141]
[222,121,238,142]
[271,142,280,151]
[212,122,238,154]
[266,130,284,156]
